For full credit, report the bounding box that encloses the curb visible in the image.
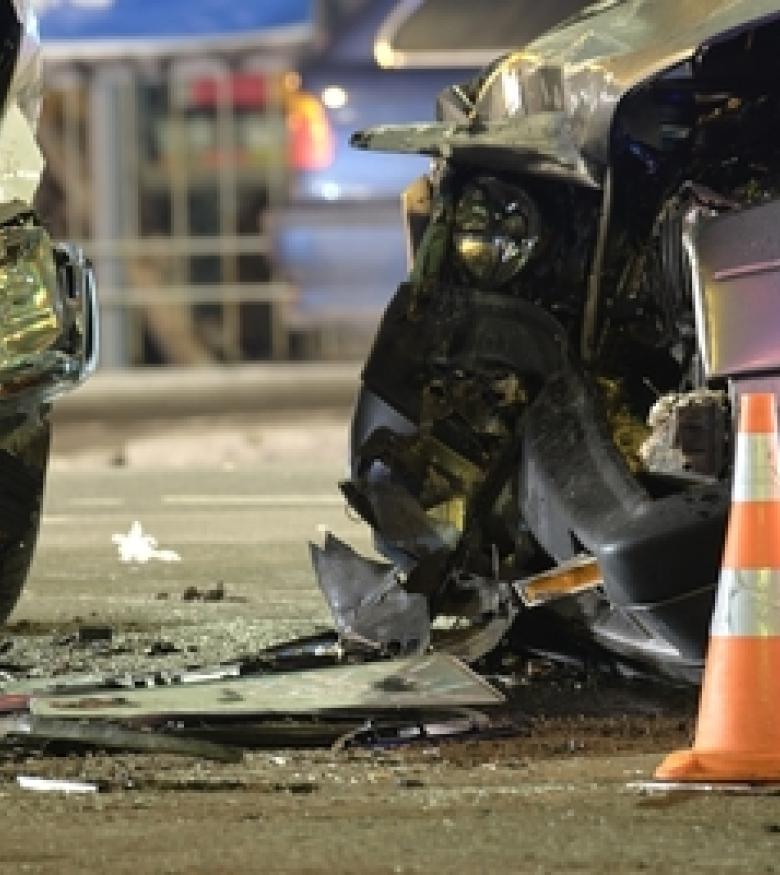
[52,364,362,423]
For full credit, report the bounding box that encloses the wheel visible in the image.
[0,417,50,623]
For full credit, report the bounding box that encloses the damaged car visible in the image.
[0,0,97,620]
[332,0,780,682]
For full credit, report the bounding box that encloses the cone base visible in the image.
[655,748,780,783]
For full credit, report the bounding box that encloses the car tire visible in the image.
[0,417,49,623]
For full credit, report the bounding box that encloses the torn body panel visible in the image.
[351,113,597,188]
[472,0,780,168]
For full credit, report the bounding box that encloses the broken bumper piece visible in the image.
[311,534,431,655]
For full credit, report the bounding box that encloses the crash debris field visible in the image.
[0,418,771,874]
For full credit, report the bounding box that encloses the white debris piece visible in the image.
[111,521,182,564]
[17,776,98,795]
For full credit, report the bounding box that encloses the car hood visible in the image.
[352,0,780,188]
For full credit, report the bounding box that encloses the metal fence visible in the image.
[39,57,294,366]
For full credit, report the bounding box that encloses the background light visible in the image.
[320,85,348,110]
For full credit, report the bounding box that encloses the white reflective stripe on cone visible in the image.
[710,568,780,637]
[732,434,780,502]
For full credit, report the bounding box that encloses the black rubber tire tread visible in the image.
[0,521,40,623]
[0,419,50,623]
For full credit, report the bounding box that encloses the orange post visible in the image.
[655,392,780,782]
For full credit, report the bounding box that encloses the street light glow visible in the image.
[321,85,348,110]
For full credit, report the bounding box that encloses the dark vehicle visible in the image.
[340,0,780,681]
[0,1,97,620]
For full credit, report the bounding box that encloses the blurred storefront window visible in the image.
[33,0,581,366]
[38,61,301,365]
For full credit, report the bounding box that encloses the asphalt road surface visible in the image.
[1,415,778,874]
[13,416,365,672]
[25,458,364,635]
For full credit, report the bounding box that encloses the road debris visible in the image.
[0,714,240,762]
[181,582,245,603]
[28,653,504,720]
[331,709,498,751]
[237,630,343,674]
[111,521,182,563]
[0,661,243,698]
[311,534,430,654]
[628,780,780,797]
[16,775,99,795]
[145,640,180,656]
[0,628,508,758]
[77,625,113,644]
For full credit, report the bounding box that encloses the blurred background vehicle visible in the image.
[33,0,586,366]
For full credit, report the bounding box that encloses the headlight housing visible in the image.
[453,176,540,288]
[0,223,61,364]
[0,210,97,399]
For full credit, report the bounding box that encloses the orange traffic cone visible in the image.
[655,392,780,782]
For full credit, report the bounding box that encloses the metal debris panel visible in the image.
[29,654,505,720]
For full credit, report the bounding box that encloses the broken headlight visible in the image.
[0,222,61,364]
[453,177,540,288]
[0,210,97,396]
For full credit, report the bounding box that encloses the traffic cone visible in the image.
[655,392,780,782]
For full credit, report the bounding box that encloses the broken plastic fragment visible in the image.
[16,775,98,795]
[111,521,181,564]
[310,533,430,655]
